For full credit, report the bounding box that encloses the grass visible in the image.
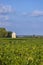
[0,37,43,65]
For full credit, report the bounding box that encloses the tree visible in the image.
[0,28,8,38]
[7,31,12,38]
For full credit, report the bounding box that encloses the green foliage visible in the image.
[7,31,12,38]
[0,28,8,38]
[0,28,12,38]
[0,38,43,65]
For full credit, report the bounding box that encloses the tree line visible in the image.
[0,28,12,38]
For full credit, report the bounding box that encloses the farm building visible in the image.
[12,32,16,38]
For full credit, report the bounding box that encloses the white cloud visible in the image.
[21,10,43,17]
[0,21,12,26]
[4,16,9,20]
[0,15,9,20]
[0,4,15,21]
[0,4,14,14]
[31,10,43,16]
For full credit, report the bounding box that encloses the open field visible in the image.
[0,37,43,65]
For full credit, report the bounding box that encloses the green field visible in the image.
[0,38,43,65]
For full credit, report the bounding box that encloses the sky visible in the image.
[0,0,43,35]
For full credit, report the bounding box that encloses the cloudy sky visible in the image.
[0,0,43,35]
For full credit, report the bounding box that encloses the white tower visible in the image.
[12,32,16,38]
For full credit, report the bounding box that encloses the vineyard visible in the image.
[0,38,43,65]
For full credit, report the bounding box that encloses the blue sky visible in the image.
[0,0,43,35]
